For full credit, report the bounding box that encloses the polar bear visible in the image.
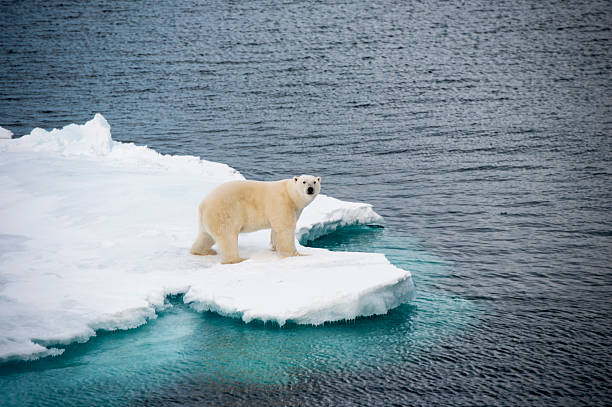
[190,175,321,264]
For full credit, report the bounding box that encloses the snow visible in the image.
[0,114,414,362]
[0,126,13,139]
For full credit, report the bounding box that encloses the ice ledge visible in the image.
[185,250,414,327]
[297,195,384,244]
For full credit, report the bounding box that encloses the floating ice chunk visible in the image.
[0,115,414,362]
[298,195,384,244]
[0,126,13,139]
[0,339,64,362]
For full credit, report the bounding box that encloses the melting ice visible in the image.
[0,115,414,362]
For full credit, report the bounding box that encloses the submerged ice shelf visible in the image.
[0,115,414,362]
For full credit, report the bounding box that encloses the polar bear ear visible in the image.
[294,176,298,182]
[317,176,321,183]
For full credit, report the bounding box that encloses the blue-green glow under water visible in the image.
[0,227,477,407]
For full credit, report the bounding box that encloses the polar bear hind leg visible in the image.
[190,229,217,256]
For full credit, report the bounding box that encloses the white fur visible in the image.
[191,175,321,264]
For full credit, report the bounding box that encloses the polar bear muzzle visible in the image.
[294,175,321,198]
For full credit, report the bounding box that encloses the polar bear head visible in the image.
[292,174,321,204]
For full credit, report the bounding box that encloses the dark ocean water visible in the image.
[1,0,611,405]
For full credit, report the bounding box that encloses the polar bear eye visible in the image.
[303,181,306,184]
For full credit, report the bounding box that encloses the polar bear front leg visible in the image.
[216,231,246,264]
[272,226,299,258]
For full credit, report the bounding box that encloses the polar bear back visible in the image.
[200,180,296,234]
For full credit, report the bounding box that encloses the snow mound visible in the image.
[3,113,240,180]
[0,114,414,362]
[0,126,13,139]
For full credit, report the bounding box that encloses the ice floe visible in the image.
[0,114,414,362]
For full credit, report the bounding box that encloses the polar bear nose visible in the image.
[307,186,314,195]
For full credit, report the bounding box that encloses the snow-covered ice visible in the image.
[0,115,414,362]
[0,126,13,139]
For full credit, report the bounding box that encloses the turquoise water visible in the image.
[0,228,476,406]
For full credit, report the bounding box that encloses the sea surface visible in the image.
[1,0,611,405]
